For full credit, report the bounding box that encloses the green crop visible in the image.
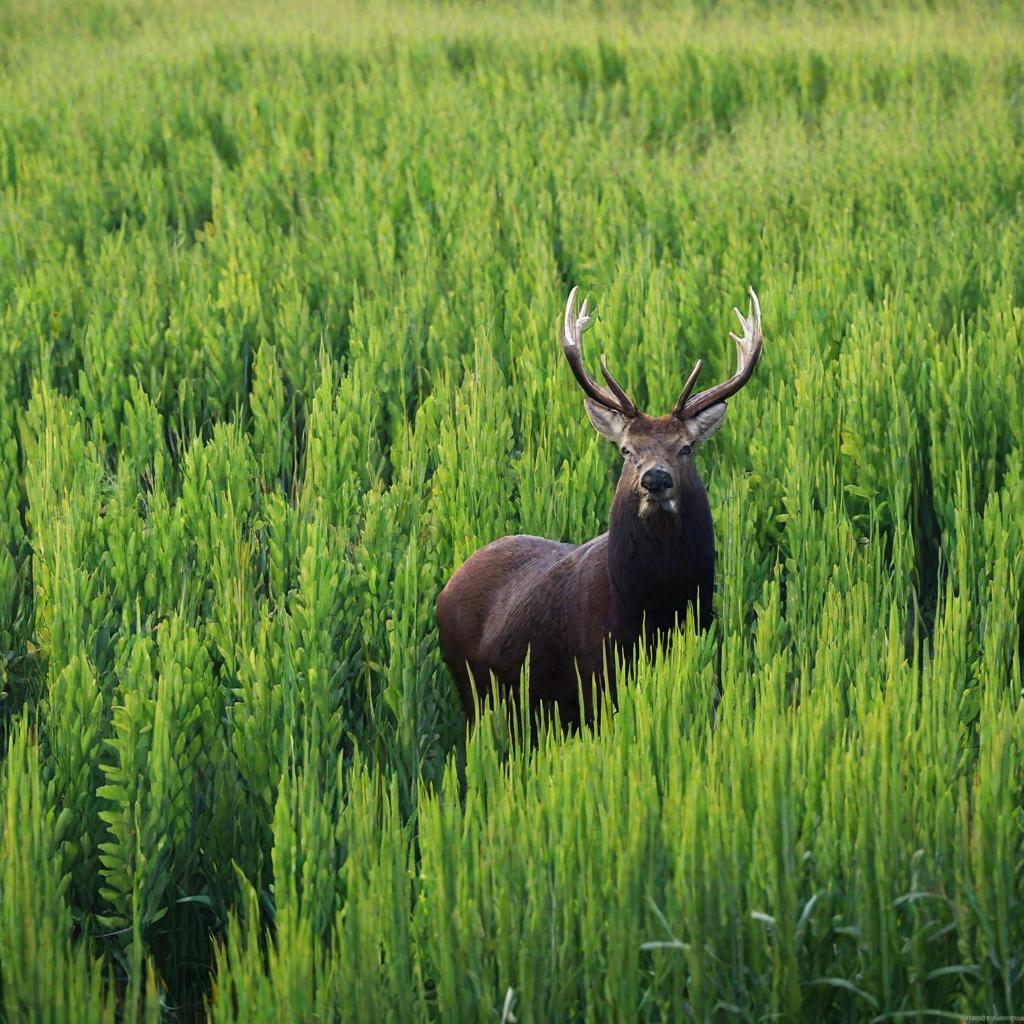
[0,0,1022,1020]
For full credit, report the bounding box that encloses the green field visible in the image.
[1,0,1023,1019]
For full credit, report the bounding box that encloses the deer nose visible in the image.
[641,468,673,494]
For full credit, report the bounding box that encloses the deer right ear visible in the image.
[584,398,627,444]
[683,402,727,446]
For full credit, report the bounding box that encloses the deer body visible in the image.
[437,287,763,724]
[437,454,715,724]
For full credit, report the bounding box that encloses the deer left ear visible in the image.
[584,398,627,444]
[684,402,727,446]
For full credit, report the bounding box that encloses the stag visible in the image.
[436,286,764,726]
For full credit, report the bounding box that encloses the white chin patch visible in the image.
[639,496,679,519]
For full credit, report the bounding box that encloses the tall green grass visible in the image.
[1,0,1022,1019]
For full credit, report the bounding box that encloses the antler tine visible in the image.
[671,359,704,419]
[598,354,639,417]
[676,286,764,421]
[561,287,638,417]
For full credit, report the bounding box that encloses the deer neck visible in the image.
[605,465,715,636]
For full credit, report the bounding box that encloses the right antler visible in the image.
[562,287,639,417]
[673,287,763,420]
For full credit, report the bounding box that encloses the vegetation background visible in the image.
[1,0,1022,1019]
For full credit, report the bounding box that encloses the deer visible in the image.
[435,285,764,727]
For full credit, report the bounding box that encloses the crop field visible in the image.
[1,0,1023,1020]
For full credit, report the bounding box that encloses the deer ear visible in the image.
[584,398,627,444]
[684,402,727,446]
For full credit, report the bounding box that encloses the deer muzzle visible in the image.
[640,468,673,494]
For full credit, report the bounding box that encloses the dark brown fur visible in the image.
[436,416,715,727]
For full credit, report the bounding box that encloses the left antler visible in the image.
[562,287,639,418]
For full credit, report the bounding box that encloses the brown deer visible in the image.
[436,286,764,726]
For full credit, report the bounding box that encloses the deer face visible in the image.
[560,285,763,519]
[584,405,727,517]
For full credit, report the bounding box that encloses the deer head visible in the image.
[562,286,763,520]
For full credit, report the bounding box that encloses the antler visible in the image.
[562,287,639,418]
[673,287,763,420]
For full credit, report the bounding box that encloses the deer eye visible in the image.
[620,446,631,457]
[679,445,692,456]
